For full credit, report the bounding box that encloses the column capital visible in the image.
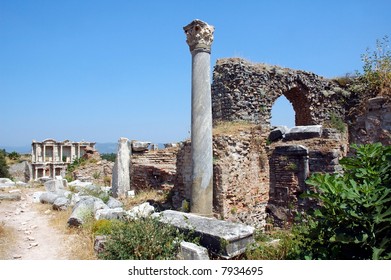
[184,19,214,53]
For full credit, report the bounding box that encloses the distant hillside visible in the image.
[0,145,31,154]
[95,142,117,154]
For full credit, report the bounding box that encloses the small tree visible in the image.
[288,143,391,260]
[7,151,20,161]
[360,36,391,97]
[0,149,11,178]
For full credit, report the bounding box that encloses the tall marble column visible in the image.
[184,19,215,216]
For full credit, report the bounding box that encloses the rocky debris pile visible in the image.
[350,96,391,146]
[72,159,113,186]
[82,146,100,160]
[0,178,29,189]
[0,189,22,201]
[33,176,155,227]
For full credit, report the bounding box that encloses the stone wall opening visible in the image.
[270,95,295,127]
[282,87,313,126]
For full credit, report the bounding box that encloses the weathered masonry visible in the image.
[212,58,351,126]
[31,139,95,179]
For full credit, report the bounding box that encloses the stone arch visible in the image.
[211,58,349,127]
[270,86,314,126]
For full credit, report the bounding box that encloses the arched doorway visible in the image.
[271,95,295,128]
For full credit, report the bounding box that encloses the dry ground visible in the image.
[0,187,95,260]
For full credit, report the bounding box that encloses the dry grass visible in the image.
[34,202,97,260]
[121,189,166,210]
[0,222,17,259]
[213,121,258,136]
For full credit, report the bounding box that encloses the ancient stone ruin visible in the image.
[109,23,389,234]
[31,139,96,179]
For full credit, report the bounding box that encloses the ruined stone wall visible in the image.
[172,141,192,209]
[130,147,179,192]
[212,58,350,126]
[349,96,391,145]
[72,159,114,186]
[212,127,269,228]
[266,128,348,227]
[171,127,270,228]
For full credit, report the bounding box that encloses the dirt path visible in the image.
[0,188,72,260]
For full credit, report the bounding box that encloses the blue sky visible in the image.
[1,0,390,147]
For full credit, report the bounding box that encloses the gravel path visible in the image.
[0,188,72,260]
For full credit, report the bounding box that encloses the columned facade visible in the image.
[31,139,96,180]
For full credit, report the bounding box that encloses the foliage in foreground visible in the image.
[288,143,391,260]
[98,217,186,260]
[100,153,116,162]
[0,149,10,178]
[245,230,294,260]
[360,36,391,97]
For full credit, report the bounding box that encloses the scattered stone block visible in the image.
[44,179,65,193]
[94,235,107,254]
[127,202,155,219]
[94,198,109,212]
[39,192,60,204]
[152,210,255,258]
[106,196,123,209]
[268,126,289,142]
[53,197,70,211]
[0,178,16,189]
[0,192,21,201]
[180,241,209,260]
[131,141,151,152]
[68,180,93,188]
[33,192,44,203]
[68,197,96,227]
[95,208,125,220]
[284,125,322,141]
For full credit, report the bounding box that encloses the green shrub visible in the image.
[7,151,20,161]
[99,217,184,260]
[101,153,116,162]
[92,219,123,236]
[92,171,101,180]
[0,149,10,178]
[360,36,391,97]
[326,112,346,134]
[246,230,294,260]
[288,143,391,260]
[81,187,110,204]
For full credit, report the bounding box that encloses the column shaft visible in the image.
[190,50,213,216]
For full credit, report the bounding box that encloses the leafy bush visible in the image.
[99,217,184,260]
[288,143,391,259]
[0,149,10,178]
[360,36,391,97]
[92,219,123,236]
[101,153,116,162]
[7,151,20,161]
[67,157,87,173]
[326,112,346,134]
[246,230,294,260]
[81,187,110,204]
